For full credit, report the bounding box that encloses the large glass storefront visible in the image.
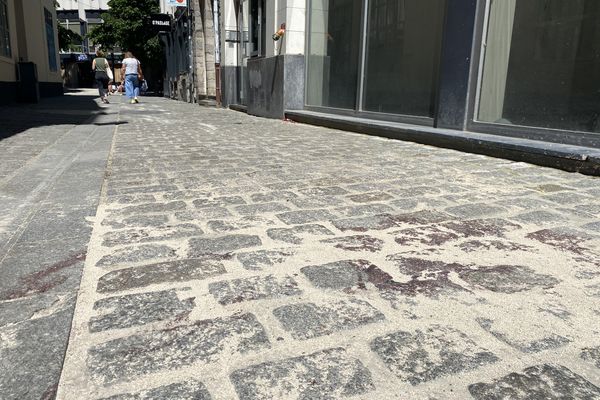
[306,0,446,118]
[477,0,600,133]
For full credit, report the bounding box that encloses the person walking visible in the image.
[121,51,143,104]
[92,50,110,104]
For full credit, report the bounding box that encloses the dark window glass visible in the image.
[478,0,600,133]
[249,0,265,57]
[0,0,11,58]
[306,0,362,109]
[45,8,58,71]
[363,0,445,116]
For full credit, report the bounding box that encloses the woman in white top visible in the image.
[121,51,143,104]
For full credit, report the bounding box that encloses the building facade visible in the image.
[161,0,218,103]
[0,0,62,104]
[219,0,600,149]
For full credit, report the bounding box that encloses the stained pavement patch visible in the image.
[302,259,468,298]
[230,347,374,399]
[468,364,600,399]
[273,299,385,340]
[96,258,226,293]
[526,228,594,255]
[87,313,270,384]
[208,275,302,305]
[89,289,195,332]
[371,326,498,385]
[388,256,559,294]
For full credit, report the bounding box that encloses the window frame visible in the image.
[466,0,600,147]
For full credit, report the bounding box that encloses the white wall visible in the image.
[56,0,109,10]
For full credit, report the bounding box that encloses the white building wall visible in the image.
[56,0,109,10]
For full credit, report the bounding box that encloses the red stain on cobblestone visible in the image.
[459,240,534,253]
[348,260,469,298]
[442,219,520,238]
[1,251,86,300]
[526,229,590,255]
[40,383,58,400]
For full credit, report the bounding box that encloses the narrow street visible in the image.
[1,90,600,399]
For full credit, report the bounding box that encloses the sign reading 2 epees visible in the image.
[167,0,187,6]
[150,14,172,32]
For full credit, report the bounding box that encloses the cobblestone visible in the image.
[88,313,270,384]
[468,364,600,399]
[89,289,195,332]
[273,299,385,340]
[230,348,374,399]
[188,234,262,256]
[209,275,302,304]
[96,259,226,293]
[40,95,600,399]
[370,326,499,385]
[99,380,212,400]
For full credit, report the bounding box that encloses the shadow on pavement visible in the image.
[0,91,115,141]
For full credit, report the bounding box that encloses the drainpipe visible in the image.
[213,0,221,104]
[188,0,195,103]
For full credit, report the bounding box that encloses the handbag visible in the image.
[106,64,114,80]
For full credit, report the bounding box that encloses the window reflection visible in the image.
[478,0,600,132]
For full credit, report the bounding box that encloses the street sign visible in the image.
[166,0,187,6]
[150,13,172,33]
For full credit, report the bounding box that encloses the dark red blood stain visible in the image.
[41,383,58,400]
[395,226,459,246]
[441,219,520,238]
[322,235,384,252]
[1,251,86,300]
[459,240,534,253]
[526,229,590,255]
[350,259,469,298]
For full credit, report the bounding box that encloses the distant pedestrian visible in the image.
[121,51,143,104]
[92,50,110,104]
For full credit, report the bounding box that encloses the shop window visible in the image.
[44,8,58,71]
[306,0,446,116]
[306,0,362,109]
[0,0,10,58]
[363,0,445,116]
[249,0,265,57]
[477,0,600,133]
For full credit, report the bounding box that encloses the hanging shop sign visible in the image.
[150,13,172,32]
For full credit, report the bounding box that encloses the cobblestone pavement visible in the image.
[4,93,600,399]
[0,90,115,399]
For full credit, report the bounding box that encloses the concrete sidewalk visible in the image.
[2,92,600,399]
